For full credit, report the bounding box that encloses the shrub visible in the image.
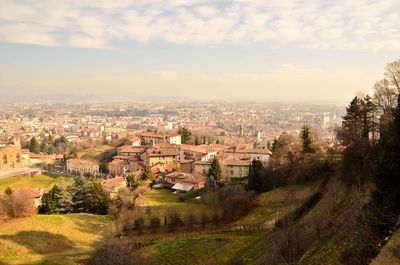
[89,242,154,265]
[149,216,161,232]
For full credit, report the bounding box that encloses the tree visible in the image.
[373,95,400,224]
[126,174,137,190]
[247,160,264,192]
[179,127,192,144]
[149,216,161,232]
[87,181,109,214]
[384,59,400,93]
[194,136,201,145]
[39,185,63,214]
[300,124,315,155]
[141,165,154,180]
[373,59,400,119]
[4,187,13,196]
[338,97,364,146]
[208,158,222,182]
[29,137,40,154]
[69,176,91,213]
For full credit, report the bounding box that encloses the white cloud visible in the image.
[0,0,399,50]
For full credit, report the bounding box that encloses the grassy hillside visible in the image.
[371,228,400,265]
[0,214,113,265]
[130,183,318,264]
[235,182,318,226]
[77,145,115,162]
[138,232,270,265]
[0,173,74,192]
[135,189,211,221]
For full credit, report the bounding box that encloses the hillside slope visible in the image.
[371,229,400,265]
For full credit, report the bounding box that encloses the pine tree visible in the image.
[208,158,222,182]
[29,137,40,154]
[69,176,90,213]
[40,185,60,214]
[339,97,364,146]
[87,181,109,214]
[179,127,192,144]
[300,124,315,155]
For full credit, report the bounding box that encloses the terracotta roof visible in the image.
[128,136,141,142]
[180,144,208,154]
[234,148,271,154]
[147,147,178,157]
[166,172,206,184]
[102,176,126,190]
[117,145,147,153]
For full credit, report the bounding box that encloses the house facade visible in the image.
[0,145,23,171]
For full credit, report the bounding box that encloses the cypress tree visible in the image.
[208,158,222,182]
[29,137,40,154]
[300,124,315,155]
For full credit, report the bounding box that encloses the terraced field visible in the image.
[234,182,319,226]
[132,183,318,264]
[140,232,271,265]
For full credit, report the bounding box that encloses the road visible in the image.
[0,168,36,180]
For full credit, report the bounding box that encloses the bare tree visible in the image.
[384,59,400,93]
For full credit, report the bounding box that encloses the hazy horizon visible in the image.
[1,1,399,104]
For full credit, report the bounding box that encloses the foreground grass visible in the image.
[0,214,113,265]
[0,173,74,192]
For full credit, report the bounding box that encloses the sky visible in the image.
[0,0,399,103]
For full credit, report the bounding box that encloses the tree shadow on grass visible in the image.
[0,231,75,254]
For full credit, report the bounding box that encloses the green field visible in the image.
[0,214,113,265]
[77,145,115,162]
[139,231,271,265]
[136,189,210,221]
[0,173,74,192]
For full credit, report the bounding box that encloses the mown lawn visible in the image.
[0,173,74,192]
[0,214,114,265]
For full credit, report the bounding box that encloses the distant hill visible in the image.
[0,93,104,103]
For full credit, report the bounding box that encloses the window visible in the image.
[16,154,20,163]
[3,155,7,164]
